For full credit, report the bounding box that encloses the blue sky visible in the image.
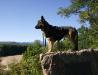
[0,0,80,42]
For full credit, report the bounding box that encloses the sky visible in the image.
[0,0,80,42]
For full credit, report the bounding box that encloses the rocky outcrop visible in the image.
[40,49,98,75]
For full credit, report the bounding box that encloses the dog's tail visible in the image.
[75,29,78,50]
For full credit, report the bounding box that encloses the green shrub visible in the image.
[9,40,43,75]
[53,39,72,51]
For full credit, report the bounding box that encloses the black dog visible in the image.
[35,16,78,52]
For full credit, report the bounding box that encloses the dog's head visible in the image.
[35,16,48,29]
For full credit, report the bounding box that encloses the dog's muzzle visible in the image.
[35,25,40,29]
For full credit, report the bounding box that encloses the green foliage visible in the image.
[78,26,91,49]
[53,39,72,51]
[8,40,43,75]
[63,39,73,50]
[78,25,98,49]
[53,41,65,51]
[89,25,98,48]
[58,0,84,17]
[58,0,98,26]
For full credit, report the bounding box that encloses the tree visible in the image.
[58,0,98,27]
[78,25,91,49]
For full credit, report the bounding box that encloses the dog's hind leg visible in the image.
[69,29,78,51]
[48,38,55,52]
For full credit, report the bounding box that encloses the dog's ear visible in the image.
[41,16,45,21]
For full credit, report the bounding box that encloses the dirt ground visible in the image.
[0,55,23,70]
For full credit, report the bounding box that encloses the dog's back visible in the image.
[50,26,77,40]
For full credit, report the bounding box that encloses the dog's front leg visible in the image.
[48,40,52,52]
[48,38,55,52]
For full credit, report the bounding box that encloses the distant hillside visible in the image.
[0,41,31,57]
[0,41,31,46]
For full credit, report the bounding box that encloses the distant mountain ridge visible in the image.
[0,41,31,46]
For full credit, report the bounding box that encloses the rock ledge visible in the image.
[40,49,98,75]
